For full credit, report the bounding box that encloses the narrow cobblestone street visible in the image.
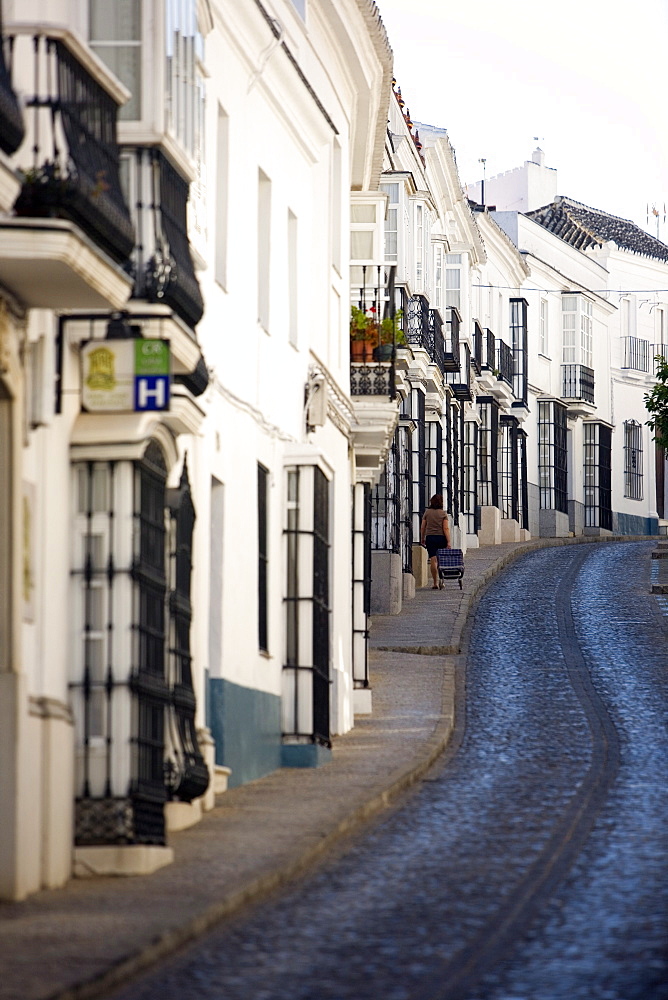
[104,541,668,1000]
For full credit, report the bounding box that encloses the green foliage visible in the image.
[644,356,668,448]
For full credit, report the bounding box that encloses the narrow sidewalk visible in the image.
[0,535,643,1000]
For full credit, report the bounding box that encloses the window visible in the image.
[584,424,612,529]
[71,447,207,847]
[258,464,269,650]
[499,416,519,522]
[462,420,478,535]
[445,254,461,311]
[89,0,142,120]
[415,204,424,288]
[258,169,271,330]
[540,298,548,355]
[381,183,399,263]
[350,202,378,262]
[165,0,203,155]
[434,244,443,310]
[215,106,229,289]
[283,465,331,747]
[562,294,593,367]
[477,397,499,508]
[538,400,568,513]
[510,298,528,405]
[624,420,643,500]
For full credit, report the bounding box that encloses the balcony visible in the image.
[123,147,204,331]
[621,336,650,373]
[562,363,595,414]
[405,294,430,353]
[654,345,668,368]
[497,339,514,386]
[0,37,23,156]
[0,33,24,210]
[472,321,483,374]
[443,306,461,373]
[349,265,400,486]
[447,342,472,402]
[0,30,134,309]
[428,308,446,373]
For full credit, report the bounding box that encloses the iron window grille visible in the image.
[398,424,414,573]
[409,386,426,542]
[538,400,568,513]
[562,363,595,404]
[71,446,207,848]
[517,429,529,532]
[623,420,643,500]
[371,440,400,553]
[450,399,461,527]
[425,419,443,505]
[477,396,499,508]
[462,420,478,536]
[584,423,612,529]
[510,298,528,405]
[352,483,371,689]
[499,416,519,522]
[443,399,453,519]
[282,465,331,749]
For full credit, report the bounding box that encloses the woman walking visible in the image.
[420,494,451,590]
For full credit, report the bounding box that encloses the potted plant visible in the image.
[373,310,405,361]
[350,305,377,362]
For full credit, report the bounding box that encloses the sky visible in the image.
[376,0,668,239]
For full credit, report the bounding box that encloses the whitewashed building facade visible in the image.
[0,0,394,899]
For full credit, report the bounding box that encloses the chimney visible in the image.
[532,147,545,167]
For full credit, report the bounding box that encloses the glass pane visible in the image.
[350,231,374,260]
[446,254,462,264]
[91,467,109,512]
[351,205,376,223]
[85,636,105,683]
[90,0,141,41]
[91,45,142,120]
[381,183,399,202]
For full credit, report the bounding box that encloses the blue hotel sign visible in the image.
[82,339,171,413]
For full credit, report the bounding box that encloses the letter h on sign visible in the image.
[135,375,170,411]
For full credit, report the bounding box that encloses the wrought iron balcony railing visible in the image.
[562,363,595,404]
[496,339,514,385]
[473,321,483,374]
[9,32,134,266]
[350,361,394,397]
[406,294,430,352]
[483,327,495,369]
[654,344,668,367]
[428,308,446,373]
[124,147,204,330]
[447,342,472,401]
[443,306,461,372]
[0,35,24,154]
[621,336,650,372]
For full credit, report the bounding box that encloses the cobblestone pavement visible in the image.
[105,541,668,1000]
